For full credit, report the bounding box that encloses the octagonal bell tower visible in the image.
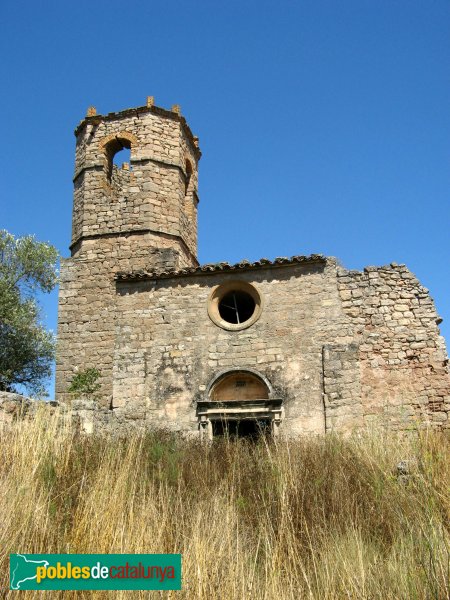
[56,98,201,405]
[71,97,200,260]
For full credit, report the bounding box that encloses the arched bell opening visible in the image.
[98,131,138,183]
[104,137,132,182]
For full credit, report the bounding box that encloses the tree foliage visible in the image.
[0,230,59,395]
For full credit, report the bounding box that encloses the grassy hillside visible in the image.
[0,409,448,599]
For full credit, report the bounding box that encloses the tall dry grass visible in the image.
[0,407,448,599]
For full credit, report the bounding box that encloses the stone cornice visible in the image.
[74,104,201,160]
[70,228,199,266]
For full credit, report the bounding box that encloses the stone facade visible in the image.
[56,100,450,437]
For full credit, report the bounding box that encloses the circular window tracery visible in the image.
[208,281,262,331]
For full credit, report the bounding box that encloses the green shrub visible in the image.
[67,367,101,398]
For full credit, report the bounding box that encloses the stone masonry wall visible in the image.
[322,343,363,432]
[104,259,449,436]
[56,256,450,435]
[56,232,195,404]
[337,264,449,430]
[112,260,355,435]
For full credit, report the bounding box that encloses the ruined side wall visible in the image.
[0,392,60,431]
[112,261,352,435]
[337,264,449,430]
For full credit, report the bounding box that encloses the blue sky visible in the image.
[1,1,449,397]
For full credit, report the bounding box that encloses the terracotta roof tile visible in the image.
[115,254,327,282]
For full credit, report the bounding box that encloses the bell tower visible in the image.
[71,97,200,261]
[56,98,201,405]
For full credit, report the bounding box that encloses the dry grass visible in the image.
[0,408,448,599]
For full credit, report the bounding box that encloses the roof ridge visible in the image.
[115,254,327,282]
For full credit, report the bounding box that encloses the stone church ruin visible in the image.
[55,98,449,437]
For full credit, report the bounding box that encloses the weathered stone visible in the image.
[54,100,450,438]
[0,392,60,430]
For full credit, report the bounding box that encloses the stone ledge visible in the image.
[0,392,59,427]
[74,103,201,160]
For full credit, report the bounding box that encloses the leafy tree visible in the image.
[0,230,59,395]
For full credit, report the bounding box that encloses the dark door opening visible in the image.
[211,418,271,440]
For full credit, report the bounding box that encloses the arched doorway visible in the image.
[197,369,283,440]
